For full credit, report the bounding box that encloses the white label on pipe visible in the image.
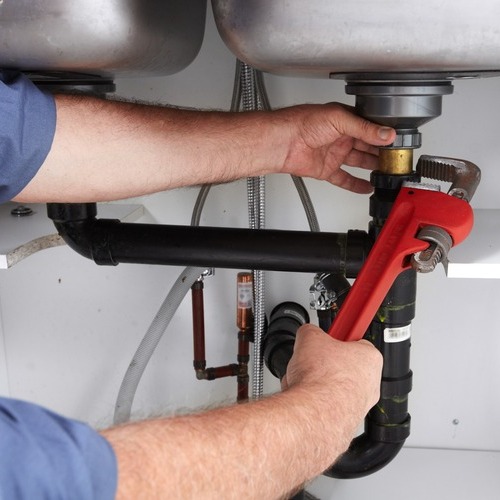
[237,282,253,309]
[384,325,411,343]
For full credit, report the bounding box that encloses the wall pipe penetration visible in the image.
[46,203,370,275]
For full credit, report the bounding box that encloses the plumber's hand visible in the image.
[282,323,382,427]
[276,104,396,194]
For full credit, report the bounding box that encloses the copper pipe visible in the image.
[191,281,239,381]
[237,373,250,402]
[238,331,251,362]
[190,272,251,401]
[236,272,253,402]
[197,364,239,381]
[191,280,206,371]
[237,331,250,402]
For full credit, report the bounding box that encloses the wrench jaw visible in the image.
[327,187,474,343]
[416,155,481,203]
[411,225,453,274]
[411,155,481,273]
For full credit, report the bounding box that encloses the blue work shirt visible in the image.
[0,71,56,202]
[0,73,118,498]
[0,397,117,499]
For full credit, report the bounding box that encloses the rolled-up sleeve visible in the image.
[0,71,56,203]
[0,397,117,499]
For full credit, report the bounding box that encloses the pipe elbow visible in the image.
[47,203,118,265]
[324,415,410,479]
[53,219,94,260]
[324,434,405,479]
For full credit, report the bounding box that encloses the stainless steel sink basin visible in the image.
[212,0,500,78]
[0,0,207,78]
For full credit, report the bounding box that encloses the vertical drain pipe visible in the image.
[325,151,417,477]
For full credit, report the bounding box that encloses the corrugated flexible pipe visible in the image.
[113,265,206,425]
[113,164,213,425]
[240,61,267,399]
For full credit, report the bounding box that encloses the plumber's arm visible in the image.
[14,91,395,203]
[102,326,382,500]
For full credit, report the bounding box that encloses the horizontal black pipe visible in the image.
[47,203,371,275]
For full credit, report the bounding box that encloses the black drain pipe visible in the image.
[264,302,310,380]
[325,171,415,478]
[324,269,413,478]
[263,171,416,478]
[262,271,413,478]
[47,203,371,274]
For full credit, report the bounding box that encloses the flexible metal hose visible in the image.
[247,172,266,398]
[291,176,320,232]
[247,63,320,233]
[240,62,257,112]
[255,70,271,111]
[230,59,243,113]
[239,61,320,398]
[191,184,211,227]
[240,61,267,399]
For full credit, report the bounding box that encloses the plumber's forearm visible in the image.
[102,386,356,500]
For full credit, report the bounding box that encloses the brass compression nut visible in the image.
[378,149,414,175]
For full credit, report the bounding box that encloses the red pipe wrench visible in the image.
[328,186,474,341]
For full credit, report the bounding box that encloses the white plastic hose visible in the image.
[113,266,205,425]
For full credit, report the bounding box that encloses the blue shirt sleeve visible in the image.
[0,71,56,203]
[0,397,117,499]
